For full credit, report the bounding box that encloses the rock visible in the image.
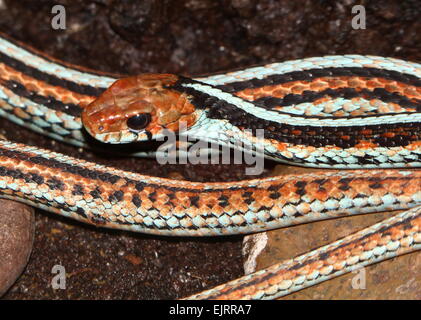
[0,199,35,296]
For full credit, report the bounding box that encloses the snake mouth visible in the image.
[81,107,105,141]
[84,128,153,144]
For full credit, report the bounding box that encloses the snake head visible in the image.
[82,74,198,143]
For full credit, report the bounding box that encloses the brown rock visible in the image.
[0,199,35,296]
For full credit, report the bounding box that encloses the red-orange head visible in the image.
[82,74,198,143]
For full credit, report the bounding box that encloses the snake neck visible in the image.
[169,75,420,168]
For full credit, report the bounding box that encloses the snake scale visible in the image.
[0,32,419,299]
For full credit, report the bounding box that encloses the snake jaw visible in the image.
[81,74,198,144]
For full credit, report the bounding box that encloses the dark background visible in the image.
[0,0,419,299]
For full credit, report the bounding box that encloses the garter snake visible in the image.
[0,33,420,299]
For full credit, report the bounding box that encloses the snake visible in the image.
[0,32,420,299]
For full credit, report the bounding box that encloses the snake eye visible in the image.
[126,113,151,131]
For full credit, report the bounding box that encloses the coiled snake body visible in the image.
[0,33,420,299]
